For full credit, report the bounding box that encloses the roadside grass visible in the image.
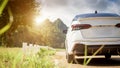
[0,47,56,68]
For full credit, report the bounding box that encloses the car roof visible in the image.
[73,13,120,21]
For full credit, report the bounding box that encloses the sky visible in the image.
[38,0,120,26]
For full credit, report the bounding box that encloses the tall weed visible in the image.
[0,47,56,68]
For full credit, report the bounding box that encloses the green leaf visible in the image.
[0,7,13,35]
[0,0,8,16]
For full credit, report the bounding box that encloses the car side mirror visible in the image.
[63,30,67,34]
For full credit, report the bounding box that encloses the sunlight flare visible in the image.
[34,15,46,25]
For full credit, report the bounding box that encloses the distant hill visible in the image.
[54,18,67,32]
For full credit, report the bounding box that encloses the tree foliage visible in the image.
[0,0,40,46]
[3,18,67,48]
[8,0,39,32]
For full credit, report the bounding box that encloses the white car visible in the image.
[65,12,120,63]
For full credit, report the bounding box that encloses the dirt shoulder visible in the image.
[53,50,120,68]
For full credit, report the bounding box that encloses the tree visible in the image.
[0,0,41,46]
[38,19,67,48]
[8,0,40,32]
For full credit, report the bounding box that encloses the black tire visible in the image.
[65,42,76,63]
[105,53,111,59]
[66,53,74,63]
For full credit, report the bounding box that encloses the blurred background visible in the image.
[0,0,67,48]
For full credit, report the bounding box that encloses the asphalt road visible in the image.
[54,50,120,68]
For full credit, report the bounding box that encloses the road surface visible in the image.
[54,50,120,68]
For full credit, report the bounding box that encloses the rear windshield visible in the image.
[73,13,120,21]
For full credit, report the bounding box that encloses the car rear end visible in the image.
[66,13,120,63]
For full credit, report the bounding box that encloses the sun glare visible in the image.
[34,13,58,26]
[34,15,46,25]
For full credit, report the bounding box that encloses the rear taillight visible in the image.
[71,24,92,30]
[115,23,120,28]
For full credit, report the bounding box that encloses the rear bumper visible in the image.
[88,45,120,55]
[72,44,120,55]
[67,38,120,55]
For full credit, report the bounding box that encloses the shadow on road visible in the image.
[77,58,120,66]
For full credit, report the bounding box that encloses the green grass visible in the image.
[0,47,56,68]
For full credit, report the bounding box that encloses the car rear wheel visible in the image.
[66,53,74,63]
